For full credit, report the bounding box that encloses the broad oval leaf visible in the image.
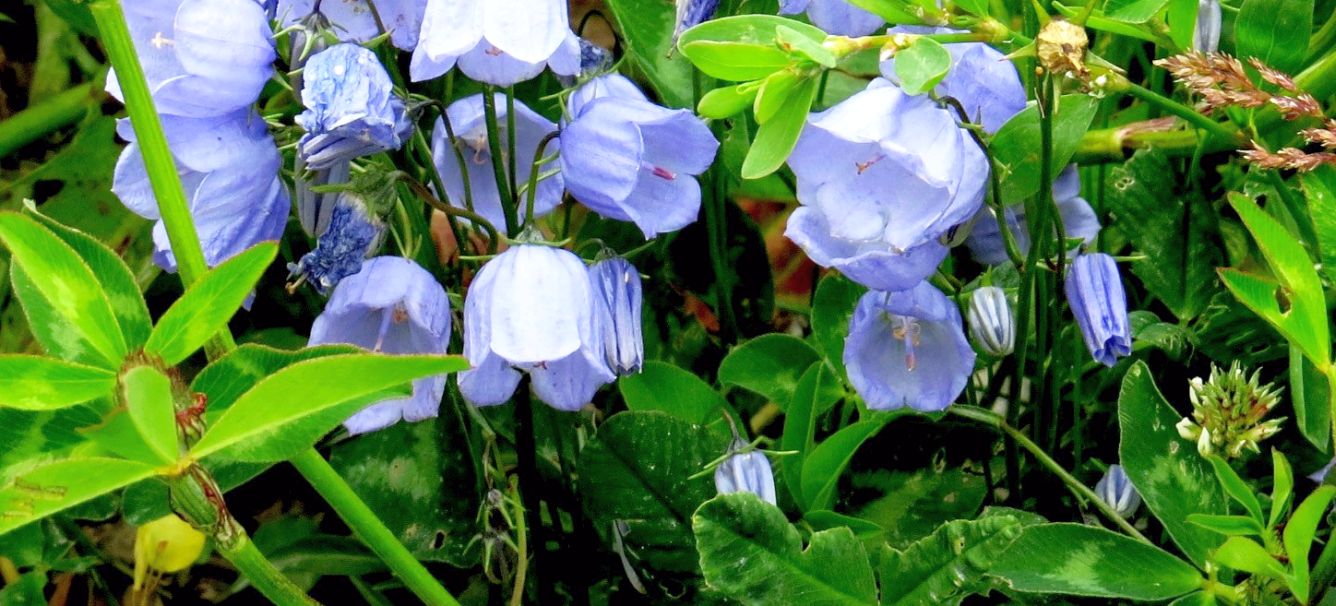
[1235,0,1312,74]
[0,457,156,536]
[991,95,1099,205]
[811,274,865,378]
[741,75,820,179]
[801,419,887,512]
[991,524,1203,600]
[718,333,821,408]
[1214,536,1287,580]
[1283,484,1336,601]
[618,361,729,425]
[0,355,116,411]
[880,512,1032,605]
[698,83,761,119]
[893,38,952,96]
[680,41,793,81]
[120,365,179,465]
[677,14,827,52]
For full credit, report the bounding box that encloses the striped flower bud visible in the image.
[714,440,777,505]
[967,286,1014,356]
[1095,464,1141,518]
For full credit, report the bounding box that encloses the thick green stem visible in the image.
[220,535,319,606]
[1074,123,1235,163]
[1298,45,1336,101]
[0,82,102,159]
[1107,75,1241,143]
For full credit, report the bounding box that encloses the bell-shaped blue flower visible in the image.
[1095,464,1141,518]
[714,441,777,506]
[1065,253,1132,367]
[410,0,580,85]
[459,245,615,411]
[296,43,414,171]
[112,110,288,271]
[309,256,453,434]
[278,0,427,51]
[565,73,648,119]
[109,0,276,119]
[431,94,564,230]
[289,194,386,294]
[1194,0,1222,52]
[560,85,719,238]
[880,27,1025,133]
[785,79,988,292]
[675,0,720,42]
[589,257,644,375]
[778,0,882,36]
[965,165,1101,266]
[843,282,976,412]
[967,286,1014,356]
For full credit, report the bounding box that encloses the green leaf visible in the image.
[801,420,886,511]
[851,466,990,548]
[1270,449,1294,529]
[0,213,126,368]
[718,333,821,408]
[26,210,151,351]
[991,524,1203,600]
[742,74,820,179]
[693,492,878,605]
[775,25,836,67]
[0,355,116,411]
[119,365,180,465]
[1103,150,1224,320]
[578,411,730,572]
[953,0,990,16]
[677,14,827,55]
[1186,514,1266,536]
[1207,456,1264,523]
[1104,0,1172,22]
[1289,344,1331,451]
[0,457,156,536]
[1283,485,1336,601]
[189,353,468,462]
[991,95,1099,205]
[1052,2,1163,42]
[603,0,693,108]
[1301,167,1336,286]
[1235,0,1313,74]
[803,510,886,543]
[191,343,362,417]
[754,69,803,123]
[0,407,103,472]
[880,513,1030,605]
[846,0,922,23]
[679,41,794,81]
[1214,536,1287,580]
[1166,0,1199,48]
[619,360,729,425]
[1118,362,1229,567]
[811,274,865,378]
[893,38,952,95]
[698,83,761,119]
[1169,591,1217,606]
[780,363,839,507]
[145,243,278,366]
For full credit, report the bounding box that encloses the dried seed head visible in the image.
[1037,20,1088,78]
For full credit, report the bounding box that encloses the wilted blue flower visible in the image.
[560,89,719,238]
[844,282,976,412]
[785,78,988,292]
[431,94,564,230]
[1194,0,1222,53]
[296,43,413,171]
[880,27,1026,133]
[410,0,580,85]
[113,111,288,271]
[109,0,276,119]
[1065,253,1132,367]
[965,165,1101,266]
[1095,464,1141,518]
[967,286,1013,356]
[589,257,644,375]
[675,0,720,42]
[289,193,386,294]
[297,160,350,237]
[278,0,427,51]
[714,441,777,506]
[309,256,452,434]
[459,245,616,411]
[779,0,882,36]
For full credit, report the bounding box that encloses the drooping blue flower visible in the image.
[459,245,616,411]
[589,257,644,375]
[843,282,976,412]
[965,165,1101,266]
[431,94,564,230]
[289,193,386,294]
[779,0,883,36]
[1065,253,1132,367]
[714,440,777,506]
[1194,0,1222,53]
[560,84,719,238]
[296,43,414,171]
[112,110,288,271]
[109,0,276,119]
[967,285,1014,356]
[1095,464,1141,518]
[675,0,720,42]
[278,0,428,51]
[309,256,453,434]
[880,27,1026,133]
[410,0,581,85]
[565,73,648,119]
[785,78,988,292]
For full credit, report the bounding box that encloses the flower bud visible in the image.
[1064,253,1131,367]
[1180,362,1283,459]
[967,286,1015,356]
[1094,464,1141,518]
[1193,0,1222,53]
[134,514,206,590]
[589,257,645,375]
[714,441,777,505]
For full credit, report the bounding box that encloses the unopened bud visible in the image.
[1094,464,1141,518]
[967,286,1015,356]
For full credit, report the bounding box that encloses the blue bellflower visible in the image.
[1194,0,1222,53]
[1095,464,1141,518]
[113,111,288,271]
[1065,253,1132,367]
[431,94,564,230]
[561,79,719,238]
[844,282,976,412]
[714,440,778,506]
[589,257,644,375]
[967,285,1014,356]
[785,79,988,292]
[880,27,1026,133]
[278,0,428,51]
[778,0,882,36]
[309,256,453,434]
[410,0,580,85]
[296,43,414,171]
[109,0,276,119]
[965,165,1101,266]
[459,245,616,411]
[565,74,648,118]
[675,0,720,42]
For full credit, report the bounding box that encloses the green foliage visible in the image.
[990,95,1099,205]
[1234,0,1313,73]
[892,38,952,96]
[119,365,179,465]
[719,333,821,408]
[990,524,1203,600]
[801,419,886,511]
[0,356,115,411]
[879,511,1033,605]
[810,274,865,377]
[1104,0,1173,22]
[602,0,693,108]
[619,360,729,425]
[780,363,840,506]
[0,458,157,535]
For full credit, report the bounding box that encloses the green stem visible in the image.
[482,89,519,236]
[1107,75,1241,143]
[290,451,460,606]
[1301,41,1336,99]
[0,81,102,159]
[523,132,560,228]
[950,406,1152,543]
[1073,124,1234,163]
[220,535,319,606]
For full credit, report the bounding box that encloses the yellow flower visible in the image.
[133,514,206,590]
